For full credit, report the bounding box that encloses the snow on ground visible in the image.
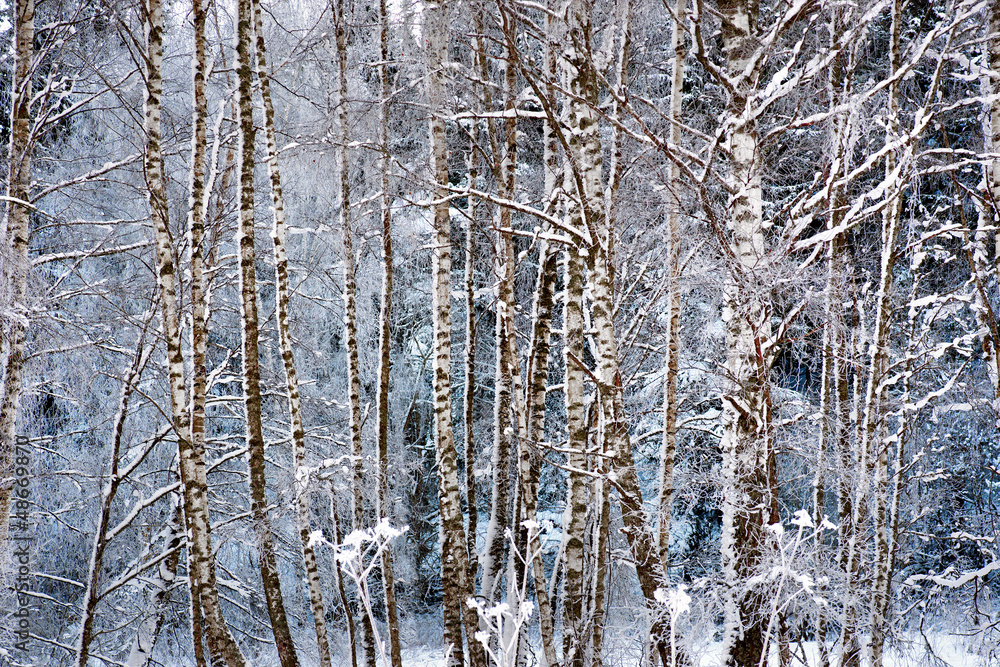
[384,634,994,667]
[686,636,993,667]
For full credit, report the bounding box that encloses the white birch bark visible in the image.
[0,0,34,540]
[234,0,299,663]
[561,241,589,667]
[463,100,480,597]
[844,4,902,665]
[480,19,518,607]
[589,405,611,667]
[561,2,678,663]
[521,234,558,667]
[143,2,246,664]
[548,5,587,661]
[376,1,403,664]
[425,4,484,665]
[659,0,686,570]
[715,2,771,665]
[252,0,333,663]
[187,2,212,662]
[330,3,377,664]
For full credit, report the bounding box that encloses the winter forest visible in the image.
[1,0,1000,665]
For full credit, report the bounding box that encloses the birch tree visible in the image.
[709,1,772,663]
[233,0,299,662]
[425,3,483,665]
[973,0,1000,405]
[252,0,333,663]
[0,0,34,541]
[559,1,678,663]
[376,0,404,664]
[480,15,518,607]
[143,0,246,664]
[334,1,378,662]
[187,1,213,662]
[659,0,687,573]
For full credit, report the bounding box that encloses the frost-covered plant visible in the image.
[468,521,545,667]
[757,509,836,664]
[655,584,692,667]
[331,518,407,667]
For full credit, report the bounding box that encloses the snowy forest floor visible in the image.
[386,636,991,667]
[290,614,996,667]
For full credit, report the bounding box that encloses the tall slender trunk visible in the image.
[817,10,853,666]
[187,2,212,662]
[521,236,558,666]
[561,1,677,663]
[562,242,588,667]
[426,5,484,666]
[251,0,333,664]
[464,99,480,597]
[868,5,902,664]
[589,406,610,667]
[234,1,299,664]
[716,2,771,666]
[144,1,245,664]
[331,2,377,664]
[481,15,518,606]
[0,0,34,540]
[659,0,686,570]
[841,300,867,667]
[842,4,902,664]
[974,3,1000,405]
[376,1,403,665]
[75,334,152,667]
[457,38,489,610]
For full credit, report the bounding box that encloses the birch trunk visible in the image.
[332,2,377,663]
[562,1,676,663]
[464,12,491,595]
[840,307,867,667]
[659,0,686,569]
[816,11,854,665]
[562,242,589,667]
[75,335,152,667]
[480,19,518,607]
[376,0,403,664]
[144,1,246,664]
[716,2,771,665]
[234,1,299,663]
[464,108,480,596]
[868,5,902,664]
[521,236,558,665]
[870,252,921,667]
[426,5,483,665]
[187,2,211,662]
[589,406,611,667]
[0,0,34,540]
[252,0,333,663]
[974,3,1000,404]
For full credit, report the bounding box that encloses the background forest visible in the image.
[1,0,999,665]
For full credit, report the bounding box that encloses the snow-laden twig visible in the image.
[330,519,407,667]
[468,521,546,667]
[654,584,692,667]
